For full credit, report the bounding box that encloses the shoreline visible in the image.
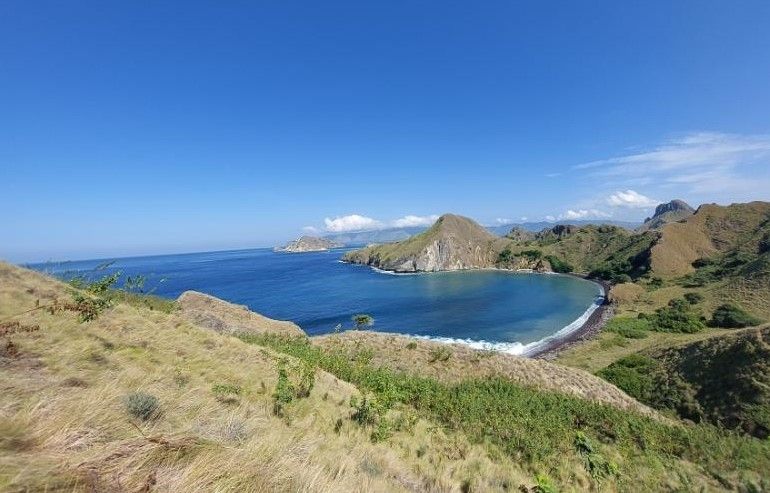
[354,260,612,358]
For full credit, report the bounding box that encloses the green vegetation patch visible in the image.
[239,333,770,488]
[598,327,770,439]
[710,303,763,328]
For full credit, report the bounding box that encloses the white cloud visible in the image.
[302,226,319,233]
[322,213,441,232]
[495,217,512,225]
[324,214,383,232]
[558,209,611,220]
[544,215,556,222]
[606,190,660,208]
[391,214,440,228]
[576,132,770,199]
[520,216,528,221]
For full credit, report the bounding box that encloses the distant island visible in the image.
[274,235,343,253]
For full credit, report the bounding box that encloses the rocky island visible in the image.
[274,235,343,253]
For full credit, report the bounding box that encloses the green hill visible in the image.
[598,326,770,439]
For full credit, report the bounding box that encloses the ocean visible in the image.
[30,247,602,355]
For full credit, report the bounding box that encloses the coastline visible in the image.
[354,260,612,358]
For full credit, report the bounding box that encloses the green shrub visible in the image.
[496,247,515,265]
[428,346,452,362]
[212,383,242,404]
[597,354,658,402]
[125,391,159,421]
[605,317,650,339]
[545,255,574,273]
[352,314,374,330]
[683,292,704,305]
[710,303,762,328]
[642,298,705,333]
[406,341,418,350]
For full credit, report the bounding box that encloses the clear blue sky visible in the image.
[2,1,770,262]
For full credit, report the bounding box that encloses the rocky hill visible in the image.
[343,214,508,272]
[275,235,343,253]
[638,199,695,232]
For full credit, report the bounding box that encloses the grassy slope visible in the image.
[3,263,770,491]
[0,263,533,492]
[598,326,770,438]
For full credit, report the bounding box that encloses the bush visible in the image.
[428,346,452,362]
[710,304,762,328]
[597,354,658,402]
[643,298,706,333]
[352,314,374,330]
[683,292,704,305]
[125,392,159,421]
[545,255,574,273]
[604,317,650,339]
[212,384,242,404]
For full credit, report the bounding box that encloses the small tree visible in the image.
[352,314,374,330]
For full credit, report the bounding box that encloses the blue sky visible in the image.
[2,1,770,262]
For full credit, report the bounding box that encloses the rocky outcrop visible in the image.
[343,214,508,272]
[505,226,534,242]
[638,199,695,232]
[275,236,343,253]
[177,290,305,337]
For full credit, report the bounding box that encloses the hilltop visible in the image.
[638,199,695,232]
[3,261,770,491]
[343,214,508,272]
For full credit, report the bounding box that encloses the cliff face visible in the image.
[343,214,507,272]
[275,235,343,253]
[638,199,695,232]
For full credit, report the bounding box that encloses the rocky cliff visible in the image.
[638,199,695,232]
[343,214,508,272]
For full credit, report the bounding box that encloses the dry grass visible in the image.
[0,262,539,492]
[314,331,656,416]
[177,290,305,337]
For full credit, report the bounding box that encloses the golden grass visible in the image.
[0,262,540,492]
[177,290,305,337]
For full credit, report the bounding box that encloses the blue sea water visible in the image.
[30,248,601,354]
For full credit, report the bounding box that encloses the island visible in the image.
[274,235,343,253]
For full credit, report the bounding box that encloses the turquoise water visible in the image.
[31,248,601,353]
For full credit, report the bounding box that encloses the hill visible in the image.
[275,236,343,253]
[598,326,770,438]
[637,199,695,232]
[3,262,770,491]
[343,214,508,272]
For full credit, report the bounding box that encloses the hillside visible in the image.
[343,214,508,272]
[4,262,770,491]
[598,326,770,438]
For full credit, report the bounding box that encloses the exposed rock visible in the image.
[275,236,343,253]
[343,214,508,272]
[638,199,695,232]
[505,226,534,242]
[177,290,305,337]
